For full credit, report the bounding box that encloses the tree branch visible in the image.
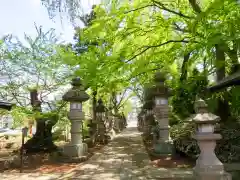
[189,0,202,13]
[152,0,193,19]
[172,22,204,38]
[125,39,192,63]
[124,5,153,14]
[180,52,191,82]
[123,1,193,19]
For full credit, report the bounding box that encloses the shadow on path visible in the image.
[0,125,193,179]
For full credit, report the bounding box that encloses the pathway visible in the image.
[0,121,193,179]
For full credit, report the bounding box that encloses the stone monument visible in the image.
[96,98,107,143]
[192,98,231,180]
[142,104,155,140]
[152,72,174,155]
[62,77,89,160]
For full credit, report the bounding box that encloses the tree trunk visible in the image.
[228,41,239,74]
[92,90,97,122]
[23,89,57,153]
[215,44,230,122]
[111,92,118,115]
[180,52,191,82]
[87,90,97,147]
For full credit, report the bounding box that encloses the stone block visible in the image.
[153,140,174,155]
[194,171,232,180]
[63,143,88,158]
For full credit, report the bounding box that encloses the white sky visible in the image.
[0,0,101,103]
[0,0,100,43]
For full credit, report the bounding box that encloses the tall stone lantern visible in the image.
[142,89,155,139]
[96,98,106,143]
[192,98,231,180]
[62,77,89,159]
[152,72,173,155]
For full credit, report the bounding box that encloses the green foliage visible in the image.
[171,121,240,163]
[3,1,240,159]
[230,87,240,118]
[215,122,240,163]
[11,106,34,128]
[171,71,209,119]
[169,113,182,126]
[170,122,199,159]
[82,119,90,137]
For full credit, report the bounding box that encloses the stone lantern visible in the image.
[62,77,89,159]
[152,72,173,155]
[142,88,155,139]
[137,109,145,132]
[96,98,106,143]
[192,98,231,180]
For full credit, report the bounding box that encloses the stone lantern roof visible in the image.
[0,101,13,111]
[151,72,170,98]
[96,99,105,113]
[62,77,89,102]
[193,98,220,124]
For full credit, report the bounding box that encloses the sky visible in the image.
[0,0,100,43]
[0,0,101,102]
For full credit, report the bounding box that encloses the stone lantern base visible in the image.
[63,143,88,161]
[193,170,232,180]
[153,140,174,155]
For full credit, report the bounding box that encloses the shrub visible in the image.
[170,122,199,159]
[171,71,208,120]
[215,122,240,163]
[170,121,240,163]
[169,113,182,126]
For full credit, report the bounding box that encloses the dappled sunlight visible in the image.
[54,126,151,179]
[0,123,195,179]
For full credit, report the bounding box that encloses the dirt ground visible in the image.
[0,135,105,173]
[143,138,195,168]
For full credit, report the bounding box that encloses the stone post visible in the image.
[96,98,107,143]
[113,115,121,133]
[142,87,155,140]
[152,72,173,155]
[62,77,89,160]
[106,111,116,139]
[137,110,144,132]
[192,98,231,180]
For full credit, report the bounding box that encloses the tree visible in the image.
[70,0,240,120]
[40,0,85,22]
[0,25,73,153]
[46,0,240,121]
[59,5,132,116]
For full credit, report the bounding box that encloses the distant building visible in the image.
[0,101,13,111]
[0,101,14,128]
[0,115,13,128]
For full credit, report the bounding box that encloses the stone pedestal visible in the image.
[153,104,173,155]
[64,143,88,158]
[193,134,231,180]
[63,110,88,159]
[97,118,106,143]
[113,117,121,133]
[153,140,174,155]
[143,111,155,140]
